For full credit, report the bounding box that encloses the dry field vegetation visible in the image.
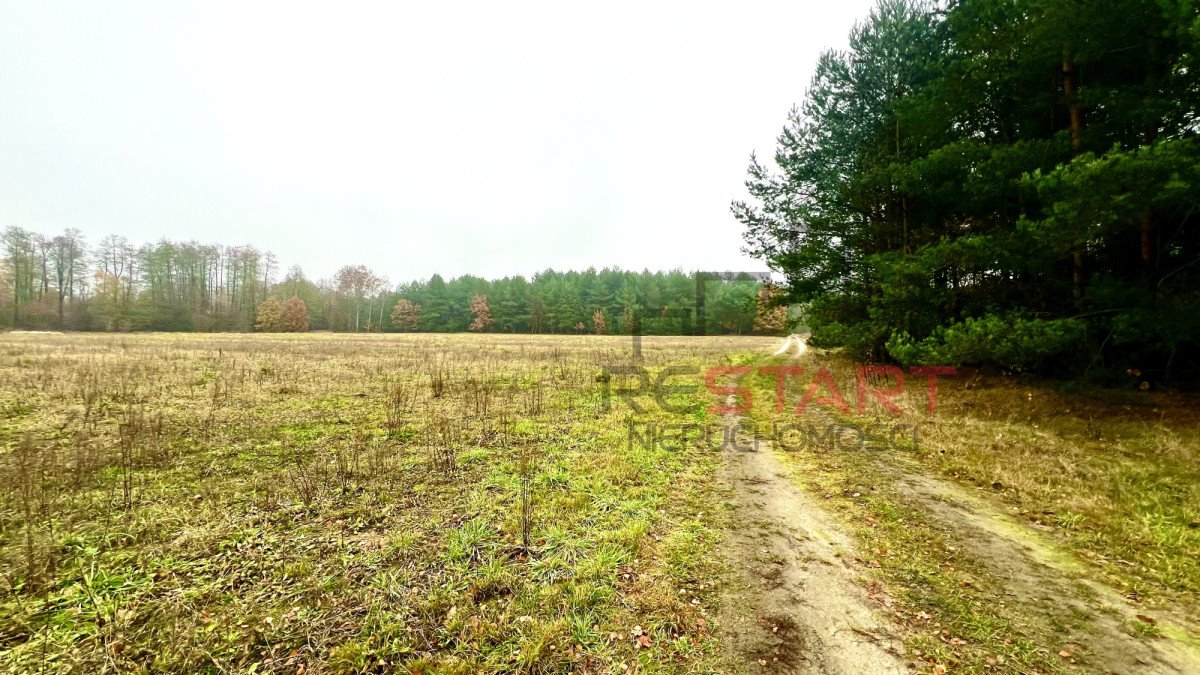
[2,332,1198,674]
[0,332,772,673]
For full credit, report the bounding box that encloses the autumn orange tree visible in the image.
[280,297,310,332]
[468,293,493,332]
[390,298,422,332]
[255,298,284,332]
[753,285,789,335]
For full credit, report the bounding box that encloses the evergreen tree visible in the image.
[735,0,1200,379]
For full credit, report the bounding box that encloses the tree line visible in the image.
[736,0,1200,381]
[0,227,784,335]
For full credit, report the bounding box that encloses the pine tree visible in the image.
[734,0,1200,378]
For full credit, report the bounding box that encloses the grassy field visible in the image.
[2,332,1197,674]
[0,332,773,673]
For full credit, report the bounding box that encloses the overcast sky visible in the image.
[0,1,873,284]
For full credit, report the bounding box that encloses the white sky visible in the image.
[0,1,872,284]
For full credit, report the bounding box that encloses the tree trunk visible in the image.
[1140,207,1155,268]
[1063,47,1083,153]
[1064,46,1086,301]
[12,257,19,326]
[1072,250,1085,300]
[57,269,65,328]
[1141,38,1161,275]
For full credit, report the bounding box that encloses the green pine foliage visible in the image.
[386,269,764,336]
[735,0,1200,382]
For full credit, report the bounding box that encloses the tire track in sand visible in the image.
[787,344,1200,674]
[715,396,906,674]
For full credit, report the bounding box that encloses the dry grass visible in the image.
[7,333,1186,673]
[0,332,771,674]
[885,365,1200,606]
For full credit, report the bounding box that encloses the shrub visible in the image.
[887,314,1087,373]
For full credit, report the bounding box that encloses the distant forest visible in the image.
[737,0,1200,380]
[0,228,786,335]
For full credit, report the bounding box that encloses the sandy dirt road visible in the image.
[714,342,1200,674]
[715,396,906,674]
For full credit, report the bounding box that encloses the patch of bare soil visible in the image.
[876,461,1200,674]
[716,409,907,673]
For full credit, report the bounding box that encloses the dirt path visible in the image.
[796,386,1200,673]
[714,346,1200,673]
[791,395,1200,673]
[875,460,1200,674]
[715,404,907,673]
